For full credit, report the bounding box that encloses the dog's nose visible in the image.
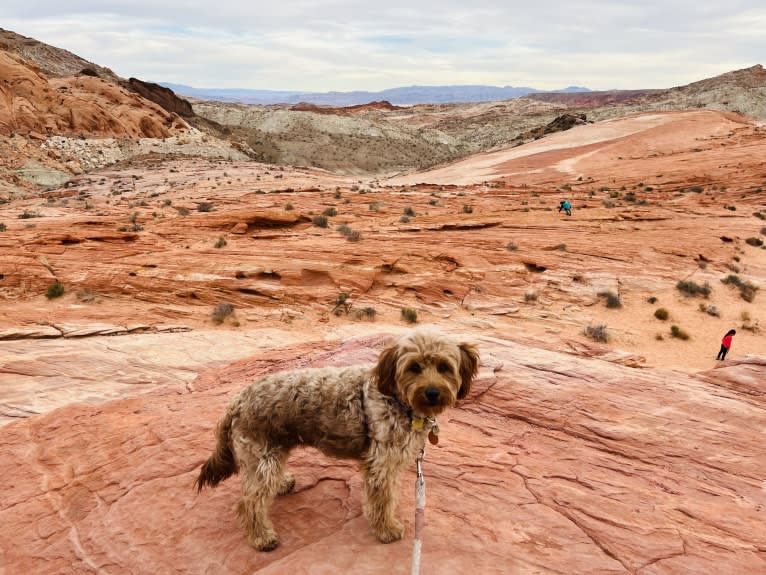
[425,387,440,404]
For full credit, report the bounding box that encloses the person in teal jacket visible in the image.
[558,200,572,216]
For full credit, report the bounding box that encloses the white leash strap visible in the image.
[411,448,426,575]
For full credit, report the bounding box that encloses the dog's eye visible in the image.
[408,363,422,374]
[437,362,450,374]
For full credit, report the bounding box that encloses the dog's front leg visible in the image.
[362,456,405,543]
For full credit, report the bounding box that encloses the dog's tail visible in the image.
[195,406,238,492]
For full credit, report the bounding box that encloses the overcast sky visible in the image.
[5,1,765,92]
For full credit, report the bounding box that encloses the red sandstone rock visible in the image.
[0,335,763,573]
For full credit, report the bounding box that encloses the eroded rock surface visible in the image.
[0,333,763,574]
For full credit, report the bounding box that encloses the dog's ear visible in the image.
[457,343,479,399]
[374,342,399,397]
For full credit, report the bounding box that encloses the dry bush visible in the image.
[584,324,608,342]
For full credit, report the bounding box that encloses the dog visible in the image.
[195,329,479,551]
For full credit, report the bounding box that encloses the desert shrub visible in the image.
[603,200,615,208]
[346,230,362,242]
[337,223,352,236]
[403,206,416,217]
[647,296,658,304]
[0,223,6,232]
[369,202,382,211]
[506,242,518,251]
[670,325,690,340]
[334,189,342,199]
[676,280,711,297]
[322,207,338,217]
[699,303,720,316]
[214,236,227,248]
[654,308,669,320]
[584,324,608,342]
[176,206,190,216]
[19,210,41,219]
[212,303,234,324]
[624,192,636,202]
[462,205,473,213]
[354,307,377,320]
[524,290,538,302]
[312,215,329,228]
[761,226,766,235]
[598,290,622,308]
[284,203,294,211]
[197,202,214,212]
[721,274,758,302]
[556,243,567,251]
[399,215,410,223]
[745,237,763,247]
[333,292,351,315]
[45,282,65,299]
[400,307,418,323]
[689,186,704,193]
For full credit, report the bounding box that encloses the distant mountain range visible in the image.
[159,83,591,106]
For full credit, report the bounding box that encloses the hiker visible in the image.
[716,329,736,360]
[558,200,572,216]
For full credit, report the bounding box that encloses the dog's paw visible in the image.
[250,530,280,552]
[374,519,404,543]
[278,473,296,495]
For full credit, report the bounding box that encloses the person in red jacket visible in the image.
[716,329,736,360]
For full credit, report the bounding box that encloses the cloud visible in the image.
[4,1,765,91]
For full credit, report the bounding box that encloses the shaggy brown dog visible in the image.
[195,329,479,551]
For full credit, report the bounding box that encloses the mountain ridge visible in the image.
[160,82,592,106]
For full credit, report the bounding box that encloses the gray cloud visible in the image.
[4,1,765,91]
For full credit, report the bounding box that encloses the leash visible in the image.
[410,447,426,575]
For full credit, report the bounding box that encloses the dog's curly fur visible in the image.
[195,329,479,551]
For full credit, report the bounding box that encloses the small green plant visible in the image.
[312,215,329,228]
[211,303,234,324]
[670,325,690,340]
[333,292,351,315]
[400,307,418,324]
[214,236,227,248]
[676,280,711,297]
[45,282,65,299]
[654,308,669,320]
[584,324,608,342]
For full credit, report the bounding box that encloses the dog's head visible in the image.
[372,329,479,417]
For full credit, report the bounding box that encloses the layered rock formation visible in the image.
[1,333,763,573]
[0,50,188,138]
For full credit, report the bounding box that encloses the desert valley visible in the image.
[1,28,765,574]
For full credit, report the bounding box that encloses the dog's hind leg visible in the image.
[234,441,287,551]
[362,456,405,543]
